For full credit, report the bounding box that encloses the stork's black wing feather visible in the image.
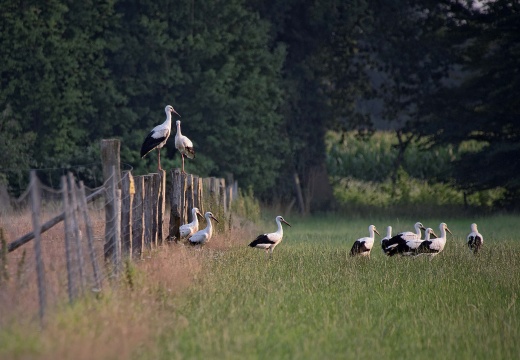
[249,234,275,247]
[141,132,167,158]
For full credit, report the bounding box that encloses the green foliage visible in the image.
[230,187,261,223]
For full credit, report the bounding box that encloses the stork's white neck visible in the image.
[176,120,182,135]
[386,226,392,238]
[192,209,199,225]
[275,218,284,236]
[205,214,214,236]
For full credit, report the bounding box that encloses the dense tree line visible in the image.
[1,0,518,208]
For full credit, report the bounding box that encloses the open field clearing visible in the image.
[1,214,519,359]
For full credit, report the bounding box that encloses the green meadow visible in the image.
[146,214,520,359]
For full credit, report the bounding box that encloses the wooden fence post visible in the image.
[151,173,161,248]
[157,170,166,245]
[68,173,85,293]
[101,140,121,262]
[219,178,226,214]
[121,171,134,257]
[143,175,154,249]
[132,176,145,259]
[193,176,203,214]
[30,171,46,324]
[78,181,102,292]
[186,174,194,216]
[61,175,76,302]
[169,169,185,241]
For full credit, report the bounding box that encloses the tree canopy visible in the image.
[1,0,519,208]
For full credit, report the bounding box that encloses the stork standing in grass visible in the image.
[140,105,180,170]
[414,222,452,258]
[467,223,484,255]
[350,225,380,258]
[188,211,219,246]
[382,222,426,255]
[179,207,203,240]
[174,120,195,173]
[380,226,392,253]
[386,227,438,257]
[249,216,291,256]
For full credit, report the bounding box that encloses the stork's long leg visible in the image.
[157,148,162,170]
[181,154,186,174]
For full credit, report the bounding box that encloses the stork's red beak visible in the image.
[172,109,181,117]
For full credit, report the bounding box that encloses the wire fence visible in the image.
[0,141,237,327]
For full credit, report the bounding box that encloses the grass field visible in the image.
[1,214,519,359]
[144,214,520,359]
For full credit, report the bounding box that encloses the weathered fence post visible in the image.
[157,170,167,245]
[193,176,203,214]
[78,181,102,292]
[101,140,121,262]
[143,175,154,249]
[219,178,227,214]
[121,171,135,257]
[68,173,86,293]
[209,177,219,211]
[169,169,186,241]
[186,174,194,216]
[30,171,46,324]
[132,176,145,259]
[151,173,160,248]
[61,175,76,302]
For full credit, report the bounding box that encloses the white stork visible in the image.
[467,223,484,255]
[174,120,195,173]
[350,225,380,258]
[249,216,291,256]
[414,222,452,257]
[382,222,426,256]
[386,227,438,257]
[179,207,203,239]
[380,226,392,253]
[188,211,219,246]
[140,105,180,170]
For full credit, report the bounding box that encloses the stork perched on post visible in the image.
[179,207,203,240]
[350,225,380,258]
[249,216,291,256]
[140,105,180,170]
[174,120,195,174]
[467,223,483,255]
[188,211,219,246]
[382,222,426,256]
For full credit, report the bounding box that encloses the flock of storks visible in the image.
[138,106,484,253]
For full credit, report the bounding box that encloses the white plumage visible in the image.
[141,105,180,170]
[174,120,195,173]
[414,222,452,257]
[350,225,380,258]
[380,225,392,253]
[179,207,203,239]
[386,227,438,257]
[467,223,484,254]
[249,216,291,255]
[382,221,426,255]
[188,211,219,245]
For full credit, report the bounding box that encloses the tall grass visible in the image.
[147,215,520,359]
[1,214,518,359]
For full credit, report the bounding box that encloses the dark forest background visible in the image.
[1,0,519,210]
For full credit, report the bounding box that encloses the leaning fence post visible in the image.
[132,176,145,258]
[121,171,134,257]
[68,172,86,293]
[61,175,76,302]
[30,171,46,324]
[193,176,203,213]
[78,181,102,292]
